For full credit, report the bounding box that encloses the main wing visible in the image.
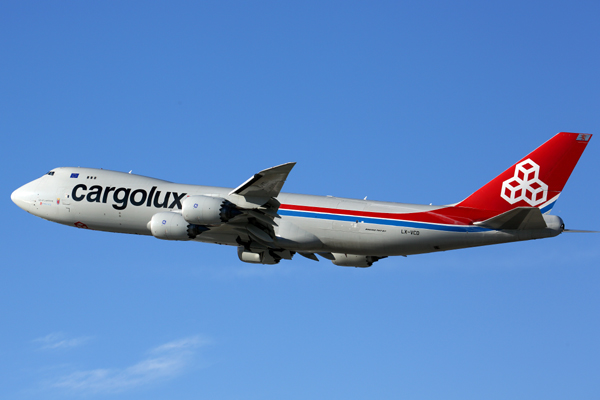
[200,162,306,264]
[229,162,296,205]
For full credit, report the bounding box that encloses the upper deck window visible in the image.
[46,171,55,176]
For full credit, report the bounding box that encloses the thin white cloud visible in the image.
[34,332,91,350]
[48,335,210,394]
[151,335,209,353]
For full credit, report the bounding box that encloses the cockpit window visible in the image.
[46,171,55,176]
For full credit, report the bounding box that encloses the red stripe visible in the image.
[279,204,498,225]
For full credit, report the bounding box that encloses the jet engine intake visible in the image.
[182,195,242,226]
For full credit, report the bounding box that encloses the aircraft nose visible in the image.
[11,187,23,204]
[11,182,38,210]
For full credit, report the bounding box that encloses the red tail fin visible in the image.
[458,132,592,213]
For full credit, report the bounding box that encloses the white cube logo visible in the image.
[501,159,548,206]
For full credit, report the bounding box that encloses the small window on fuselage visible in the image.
[46,171,55,176]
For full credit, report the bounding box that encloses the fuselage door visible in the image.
[333,200,366,232]
[58,187,71,205]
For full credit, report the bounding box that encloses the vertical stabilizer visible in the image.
[458,132,592,213]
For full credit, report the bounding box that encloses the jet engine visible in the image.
[182,195,242,226]
[149,212,199,241]
[237,247,295,265]
[331,253,384,268]
[237,247,279,264]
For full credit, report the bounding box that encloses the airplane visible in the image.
[11,132,593,267]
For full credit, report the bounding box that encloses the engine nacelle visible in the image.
[148,212,193,241]
[331,253,382,268]
[182,195,242,226]
[182,195,224,226]
[237,246,283,265]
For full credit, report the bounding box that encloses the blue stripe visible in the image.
[278,210,491,233]
[540,200,557,214]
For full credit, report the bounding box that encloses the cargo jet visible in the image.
[11,132,593,267]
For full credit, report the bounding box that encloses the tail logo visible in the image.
[500,159,548,206]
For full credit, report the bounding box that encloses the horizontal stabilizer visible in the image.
[474,207,547,230]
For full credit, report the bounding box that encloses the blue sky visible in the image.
[1,1,599,399]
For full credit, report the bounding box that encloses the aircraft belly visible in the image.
[284,215,524,256]
[50,200,155,235]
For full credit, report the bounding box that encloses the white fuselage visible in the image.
[12,167,561,261]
